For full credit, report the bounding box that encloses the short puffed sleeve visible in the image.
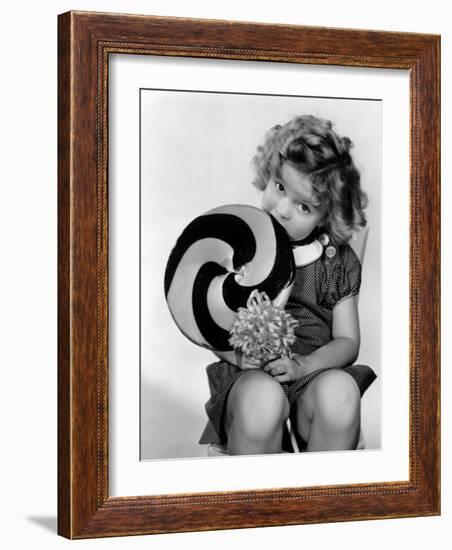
[322,245,362,308]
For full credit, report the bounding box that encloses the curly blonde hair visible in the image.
[252,115,368,244]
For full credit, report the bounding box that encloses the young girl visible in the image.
[199,115,377,455]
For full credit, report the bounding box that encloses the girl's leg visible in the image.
[295,370,361,451]
[225,370,290,455]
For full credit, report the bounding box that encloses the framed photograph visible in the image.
[58,11,440,538]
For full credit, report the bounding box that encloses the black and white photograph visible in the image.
[140,90,381,460]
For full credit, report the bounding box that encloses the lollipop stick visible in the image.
[286,417,300,453]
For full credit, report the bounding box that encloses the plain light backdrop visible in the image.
[0,0,449,548]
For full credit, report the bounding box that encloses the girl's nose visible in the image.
[276,198,291,219]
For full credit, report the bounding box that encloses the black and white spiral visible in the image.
[164,205,295,353]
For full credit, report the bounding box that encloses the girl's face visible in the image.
[261,162,325,242]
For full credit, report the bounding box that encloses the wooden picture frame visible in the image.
[58,11,440,539]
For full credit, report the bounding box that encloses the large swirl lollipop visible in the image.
[164,204,295,364]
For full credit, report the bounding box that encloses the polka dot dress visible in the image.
[198,242,377,447]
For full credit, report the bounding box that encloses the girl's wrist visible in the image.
[292,355,309,378]
[293,354,320,377]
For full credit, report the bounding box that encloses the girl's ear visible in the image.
[317,214,327,231]
[317,216,330,237]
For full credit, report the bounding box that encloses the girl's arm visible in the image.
[264,296,360,382]
[302,294,360,371]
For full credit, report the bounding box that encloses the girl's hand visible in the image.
[236,353,262,370]
[263,355,308,383]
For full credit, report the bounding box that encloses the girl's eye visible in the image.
[296,203,311,214]
[274,181,285,193]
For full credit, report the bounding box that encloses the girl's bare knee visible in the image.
[309,370,360,430]
[227,370,289,441]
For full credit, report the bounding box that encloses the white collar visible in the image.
[292,239,323,267]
